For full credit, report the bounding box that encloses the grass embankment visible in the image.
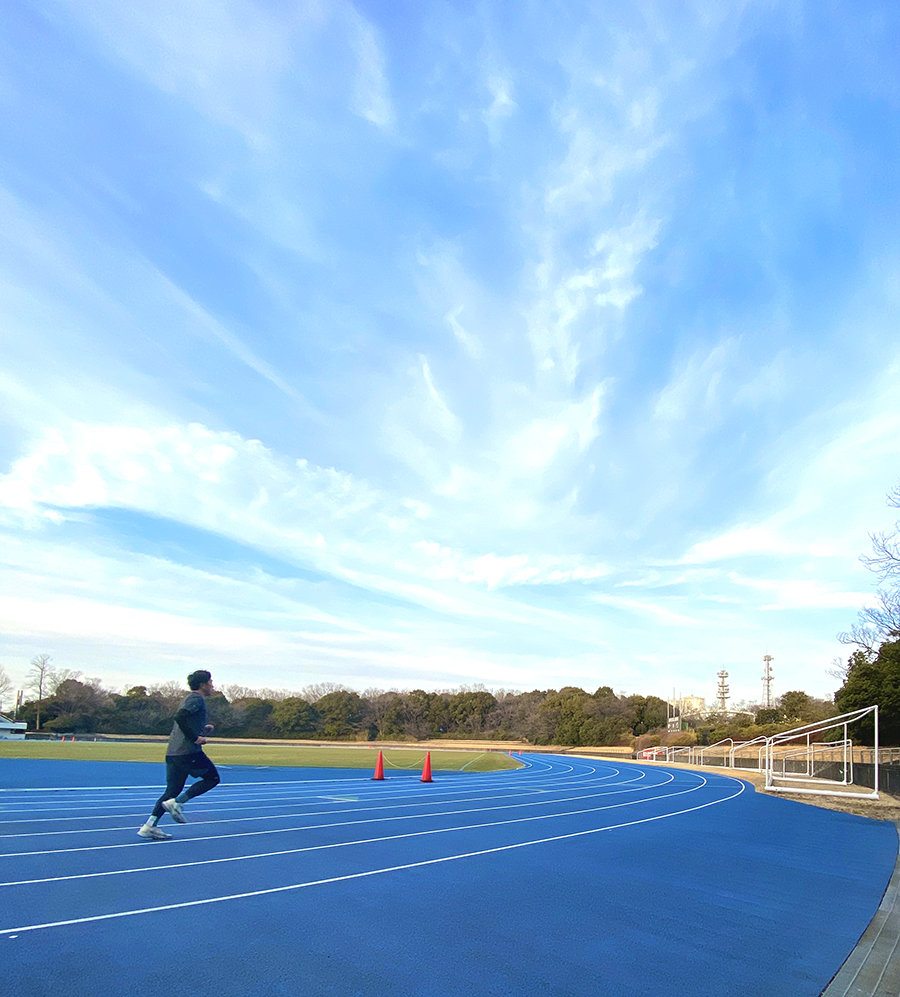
[0,739,522,773]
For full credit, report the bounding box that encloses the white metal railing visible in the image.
[731,735,767,772]
[699,738,735,767]
[764,707,878,800]
[637,705,880,800]
[773,739,853,786]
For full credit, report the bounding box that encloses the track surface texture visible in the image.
[1,753,896,996]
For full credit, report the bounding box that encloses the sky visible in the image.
[1,0,899,709]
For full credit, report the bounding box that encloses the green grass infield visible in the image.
[0,739,524,773]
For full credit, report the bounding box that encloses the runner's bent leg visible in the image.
[151,756,191,819]
[178,754,220,802]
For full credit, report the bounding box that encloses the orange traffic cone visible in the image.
[420,751,433,783]
[372,750,385,781]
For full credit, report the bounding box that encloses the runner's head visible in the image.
[187,669,213,692]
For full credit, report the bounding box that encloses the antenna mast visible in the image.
[667,688,680,732]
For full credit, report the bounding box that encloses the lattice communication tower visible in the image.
[762,654,775,709]
[716,670,730,712]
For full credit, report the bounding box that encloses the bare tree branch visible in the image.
[841,482,900,658]
[300,681,349,703]
[47,668,83,696]
[861,525,900,581]
[859,482,900,580]
[27,653,55,730]
[0,665,12,711]
[838,589,900,655]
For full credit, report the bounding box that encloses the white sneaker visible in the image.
[162,799,186,823]
[138,824,173,840]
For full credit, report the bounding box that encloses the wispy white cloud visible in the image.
[62,0,294,149]
[0,417,611,604]
[418,355,463,443]
[590,592,700,627]
[653,337,738,427]
[482,73,517,144]
[526,214,662,383]
[0,186,315,422]
[445,306,484,361]
[344,3,394,129]
[725,573,871,612]
[682,525,822,565]
[502,388,605,476]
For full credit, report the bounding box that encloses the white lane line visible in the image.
[0,778,641,827]
[0,767,670,844]
[0,768,616,813]
[0,774,625,821]
[1,783,732,887]
[0,773,684,859]
[0,763,534,797]
[0,778,367,793]
[0,764,614,805]
[0,781,745,935]
[0,771,667,839]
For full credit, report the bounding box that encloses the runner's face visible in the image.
[198,679,214,696]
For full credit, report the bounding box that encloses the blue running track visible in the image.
[1,754,895,996]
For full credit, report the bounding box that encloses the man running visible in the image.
[138,670,220,840]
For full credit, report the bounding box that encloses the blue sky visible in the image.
[1,0,899,707]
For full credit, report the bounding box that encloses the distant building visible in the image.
[0,714,27,740]
[679,695,706,716]
[667,694,707,730]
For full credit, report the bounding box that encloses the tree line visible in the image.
[8,672,676,746]
[7,663,890,746]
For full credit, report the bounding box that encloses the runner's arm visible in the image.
[174,708,205,744]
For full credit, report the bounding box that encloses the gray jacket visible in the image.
[166,691,208,756]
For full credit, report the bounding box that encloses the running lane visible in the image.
[1,754,895,996]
